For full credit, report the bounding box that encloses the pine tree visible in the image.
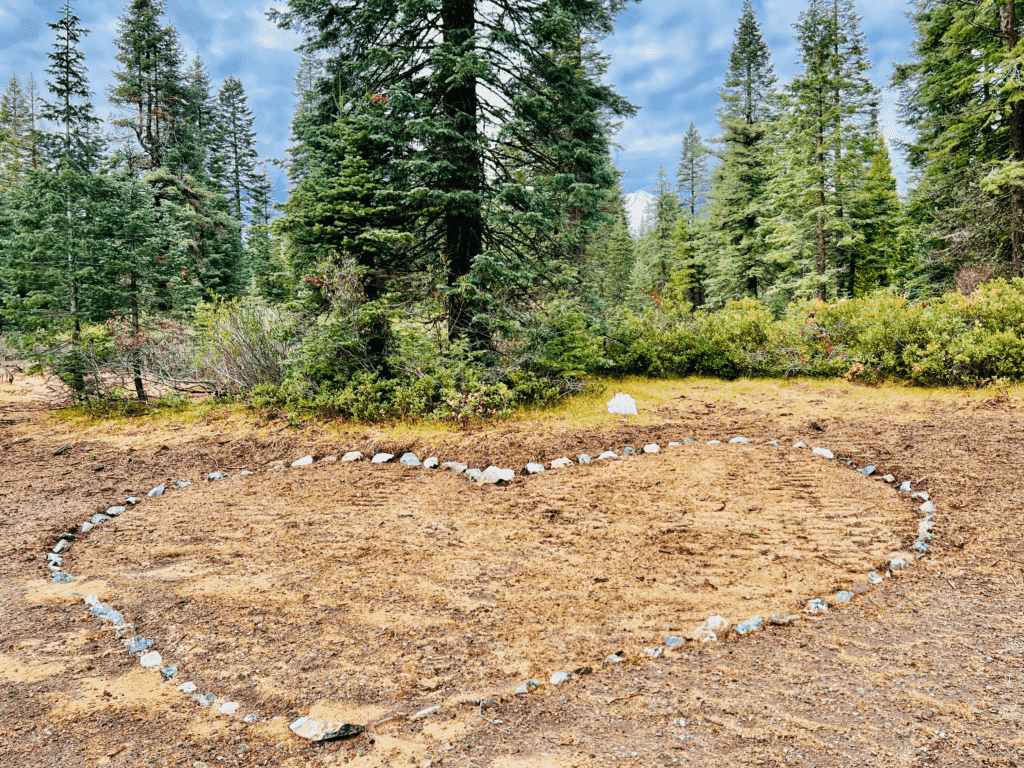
[894,0,1024,277]
[764,0,879,301]
[172,56,217,181]
[269,0,635,351]
[677,123,710,218]
[701,0,776,304]
[630,167,682,305]
[0,76,32,186]
[587,175,634,311]
[215,76,259,221]
[109,0,186,170]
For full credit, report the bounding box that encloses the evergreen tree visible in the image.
[677,122,710,218]
[764,0,879,301]
[172,56,218,181]
[0,76,32,186]
[630,167,682,305]
[587,175,634,310]
[41,2,102,170]
[894,0,1024,277]
[109,0,186,170]
[701,0,776,304]
[269,0,636,352]
[215,76,259,221]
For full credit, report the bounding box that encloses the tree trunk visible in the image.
[1002,1,1024,276]
[441,0,487,349]
[130,274,147,402]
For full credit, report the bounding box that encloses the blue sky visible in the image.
[0,0,915,201]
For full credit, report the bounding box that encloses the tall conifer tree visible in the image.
[215,76,259,221]
[676,123,710,218]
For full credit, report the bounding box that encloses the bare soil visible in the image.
[2,375,1024,768]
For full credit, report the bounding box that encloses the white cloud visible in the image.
[246,7,300,51]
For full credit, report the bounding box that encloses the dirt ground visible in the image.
[2,375,1023,767]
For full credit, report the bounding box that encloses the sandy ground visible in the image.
[2,374,1023,767]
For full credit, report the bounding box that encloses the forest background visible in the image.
[3,0,1024,423]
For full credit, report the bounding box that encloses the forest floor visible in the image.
[1,373,1024,768]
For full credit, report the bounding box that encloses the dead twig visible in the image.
[816,555,845,569]
[608,690,647,704]
[544,737,573,747]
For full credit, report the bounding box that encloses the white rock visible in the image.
[805,598,828,614]
[918,519,935,535]
[644,646,663,658]
[52,540,70,554]
[607,393,638,416]
[549,671,576,685]
[812,447,834,459]
[728,437,750,444]
[288,717,364,742]
[688,627,718,643]
[668,442,681,447]
[890,558,907,571]
[291,455,314,467]
[911,491,930,501]
[642,443,660,454]
[341,451,363,462]
[140,651,162,668]
[523,463,545,475]
[792,441,807,449]
[219,702,240,715]
[371,453,394,463]
[80,522,93,533]
[442,461,467,473]
[882,474,896,483]
[705,615,730,635]
[480,466,515,484]
[919,501,937,513]
[578,454,592,464]
[550,457,573,469]
[706,440,721,445]
[178,682,197,694]
[125,497,140,505]
[106,506,126,516]
[423,457,439,469]
[597,451,618,460]
[411,706,440,720]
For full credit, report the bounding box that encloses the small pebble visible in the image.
[911,491,930,502]
[178,682,197,694]
[707,440,721,445]
[550,671,576,685]
[550,457,573,469]
[792,441,807,449]
[603,653,626,665]
[423,457,439,469]
[161,665,179,681]
[207,471,228,481]
[642,444,660,454]
[683,438,695,444]
[399,453,422,467]
[890,558,907,571]
[80,522,93,533]
[127,636,154,654]
[734,616,765,635]
[899,481,911,493]
[465,468,483,482]
[51,572,73,584]
[644,646,663,658]
[836,591,855,603]
[514,679,541,694]
[622,446,636,455]
[664,636,685,650]
[106,506,126,516]
[806,598,828,614]
[125,497,140,505]
[194,693,216,707]
[597,451,617,460]
[174,479,192,489]
[411,706,440,720]
[919,501,937,513]
[667,441,681,447]
[729,437,750,444]
[812,447,834,459]
[765,440,780,447]
[371,453,394,463]
[291,456,314,467]
[882,474,896,483]
[859,465,876,476]
[341,452,363,462]
[769,614,800,626]
[219,702,240,715]
[523,463,545,475]
[867,571,883,584]
[442,462,467,473]
[147,484,165,497]
[140,651,162,668]
[90,514,110,524]
[578,454,592,464]
[243,713,259,723]
[911,540,930,553]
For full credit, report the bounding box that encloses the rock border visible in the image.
[43,435,937,741]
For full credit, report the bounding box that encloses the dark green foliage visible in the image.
[677,122,710,218]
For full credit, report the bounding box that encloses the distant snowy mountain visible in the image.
[623,190,654,237]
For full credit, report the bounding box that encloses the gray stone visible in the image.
[890,558,907,571]
[812,447,834,459]
[174,479,193,489]
[919,501,937,513]
[882,474,896,483]
[734,616,765,635]
[90,514,111,524]
[602,654,626,666]
[867,571,883,584]
[643,443,660,454]
[836,591,855,603]
[465,468,483,482]
[514,679,541,694]
[911,540,930,553]
[194,693,216,707]
[523,462,545,475]
[769,614,800,626]
[48,563,61,572]
[550,457,573,469]
[89,602,124,626]
[597,451,618,460]
[899,481,912,493]
[243,713,259,723]
[665,636,685,650]
[911,491,930,502]
[549,671,576,685]
[423,457,439,469]
[291,455,314,467]
[480,466,514,484]
[805,598,828,615]
[917,531,933,543]
[442,462,467,473]
[644,646,663,658]
[729,437,750,444]
[683,438,696,444]
[59,532,76,541]
[106,506,126,516]
[207,471,228,481]
[147,484,165,497]
[46,553,61,564]
[341,451,363,462]
[80,522,93,533]
[178,682,197,694]
[765,440,780,447]
[289,717,365,742]
[578,454,592,464]
[371,453,394,464]
[52,572,73,584]
[918,519,935,535]
[127,636,154,654]
[622,446,636,455]
[160,665,179,681]
[399,453,422,467]
[52,540,70,554]
[858,465,876,476]
[126,497,140,505]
